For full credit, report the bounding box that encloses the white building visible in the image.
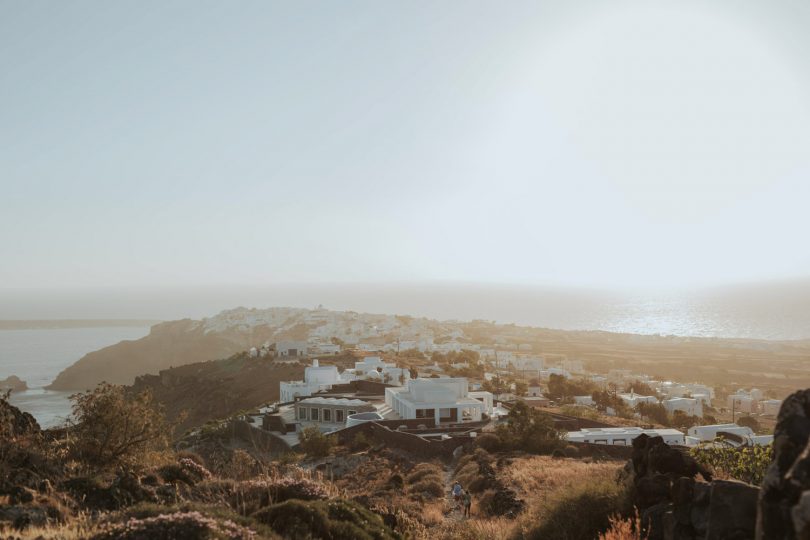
[276,340,309,357]
[280,359,350,402]
[727,394,757,414]
[760,399,782,417]
[662,397,703,418]
[385,378,493,425]
[618,393,658,408]
[590,375,608,389]
[574,395,595,407]
[566,427,685,446]
[527,385,543,397]
[351,356,410,386]
[688,423,773,447]
[295,397,375,428]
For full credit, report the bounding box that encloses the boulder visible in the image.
[706,479,759,540]
[757,389,810,540]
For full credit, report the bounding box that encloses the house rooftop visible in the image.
[298,397,369,407]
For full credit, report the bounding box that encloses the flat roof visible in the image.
[299,397,369,407]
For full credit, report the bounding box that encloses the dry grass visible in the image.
[502,455,621,499]
[1,514,99,539]
[430,517,515,540]
[599,511,646,540]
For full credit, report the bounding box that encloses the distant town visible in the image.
[210,306,780,454]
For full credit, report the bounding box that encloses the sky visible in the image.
[2,0,810,292]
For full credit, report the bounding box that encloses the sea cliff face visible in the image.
[47,320,245,391]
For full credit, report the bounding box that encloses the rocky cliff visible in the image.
[47,320,252,391]
[130,353,305,436]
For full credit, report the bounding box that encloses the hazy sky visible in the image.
[2,0,810,291]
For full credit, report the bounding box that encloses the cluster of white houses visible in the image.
[565,424,773,447]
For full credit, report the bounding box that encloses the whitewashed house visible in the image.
[385,378,493,425]
[574,395,596,407]
[618,392,658,408]
[280,359,351,402]
[566,427,685,446]
[275,341,309,357]
[727,393,757,414]
[663,397,703,418]
[760,399,782,416]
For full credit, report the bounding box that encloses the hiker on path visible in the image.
[462,489,472,518]
[451,481,463,510]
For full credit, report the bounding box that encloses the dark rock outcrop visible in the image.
[756,389,810,539]
[628,432,758,540]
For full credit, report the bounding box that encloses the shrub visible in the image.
[495,402,563,454]
[252,499,399,540]
[476,433,503,452]
[69,383,170,471]
[690,445,772,486]
[159,459,211,485]
[230,477,329,515]
[406,463,444,485]
[299,427,334,458]
[522,478,631,540]
[91,510,256,540]
[252,500,330,540]
[409,479,445,499]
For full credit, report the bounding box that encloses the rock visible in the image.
[0,397,40,439]
[757,389,810,540]
[690,481,712,537]
[706,479,759,540]
[0,505,50,530]
[0,376,27,393]
[791,490,810,539]
[637,474,671,509]
[642,501,672,540]
[8,486,35,504]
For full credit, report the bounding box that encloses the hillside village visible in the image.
[199,307,782,455]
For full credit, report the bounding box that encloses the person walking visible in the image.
[451,481,463,511]
[462,489,472,518]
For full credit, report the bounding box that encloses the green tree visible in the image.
[496,401,562,454]
[70,383,169,470]
[636,402,670,426]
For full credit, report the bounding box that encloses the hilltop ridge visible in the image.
[47,306,810,395]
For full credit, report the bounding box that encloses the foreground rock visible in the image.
[756,388,810,539]
[627,433,757,540]
[0,375,27,393]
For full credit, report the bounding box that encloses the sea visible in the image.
[0,326,152,428]
[2,280,810,427]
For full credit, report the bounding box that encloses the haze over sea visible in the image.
[2,281,810,427]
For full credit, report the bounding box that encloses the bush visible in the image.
[69,383,170,471]
[522,478,631,540]
[405,463,443,485]
[690,445,772,485]
[91,510,255,540]
[409,478,444,498]
[252,500,331,540]
[226,477,329,516]
[475,433,503,452]
[252,499,399,540]
[299,427,334,458]
[495,402,563,454]
[159,459,211,486]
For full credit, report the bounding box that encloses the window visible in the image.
[613,439,627,446]
[298,407,307,420]
[323,409,332,422]
[335,409,344,423]
[310,408,319,421]
[594,439,608,445]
